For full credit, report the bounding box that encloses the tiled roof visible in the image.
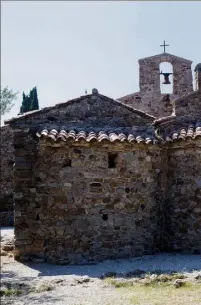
[117,92,141,101]
[36,121,201,145]
[195,63,201,71]
[36,128,157,144]
[164,122,201,142]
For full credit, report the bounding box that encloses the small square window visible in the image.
[62,158,72,167]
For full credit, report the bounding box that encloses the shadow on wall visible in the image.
[0,195,14,226]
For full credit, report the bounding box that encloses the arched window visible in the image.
[160,62,173,94]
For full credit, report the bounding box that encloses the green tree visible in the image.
[20,92,30,114]
[29,87,39,111]
[20,87,39,114]
[0,87,18,115]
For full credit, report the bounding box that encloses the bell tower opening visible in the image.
[160,62,173,94]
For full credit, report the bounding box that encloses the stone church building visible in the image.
[2,49,201,264]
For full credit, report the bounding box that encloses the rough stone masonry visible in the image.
[2,51,201,264]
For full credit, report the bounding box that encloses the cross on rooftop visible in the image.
[160,40,169,53]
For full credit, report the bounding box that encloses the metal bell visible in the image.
[160,71,172,85]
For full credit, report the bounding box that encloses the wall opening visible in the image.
[160,62,173,94]
[102,214,108,221]
[62,158,72,167]
[108,153,118,168]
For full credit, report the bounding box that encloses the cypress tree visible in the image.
[30,87,39,111]
[34,87,39,110]
[19,87,39,114]
[20,92,30,114]
[29,88,34,111]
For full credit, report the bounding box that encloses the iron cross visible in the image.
[160,40,169,53]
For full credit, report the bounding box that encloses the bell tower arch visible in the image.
[137,45,193,117]
[139,53,193,96]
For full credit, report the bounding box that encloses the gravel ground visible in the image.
[1,227,201,305]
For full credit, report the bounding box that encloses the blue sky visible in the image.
[1,1,201,124]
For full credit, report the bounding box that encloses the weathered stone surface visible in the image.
[164,140,201,254]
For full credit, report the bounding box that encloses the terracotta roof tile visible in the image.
[36,128,157,144]
[165,122,201,142]
[36,122,201,145]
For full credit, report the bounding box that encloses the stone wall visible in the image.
[0,125,14,226]
[13,133,166,264]
[8,94,161,264]
[164,139,201,253]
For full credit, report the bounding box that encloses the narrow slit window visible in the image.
[108,153,118,168]
[102,214,108,221]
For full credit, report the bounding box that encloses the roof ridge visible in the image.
[5,93,155,124]
[117,92,141,100]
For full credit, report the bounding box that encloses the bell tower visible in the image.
[139,47,193,96]
[136,42,193,117]
[119,42,194,118]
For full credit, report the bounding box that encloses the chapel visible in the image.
[4,44,201,264]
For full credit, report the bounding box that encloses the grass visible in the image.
[128,282,201,305]
[0,281,53,297]
[107,279,134,288]
[0,289,22,296]
[105,275,201,305]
